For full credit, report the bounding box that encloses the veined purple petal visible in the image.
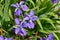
[52,0,58,4]
[22,21,28,28]
[11,4,17,8]
[24,17,29,21]
[19,27,27,36]
[8,37,13,40]
[21,5,28,11]
[15,18,20,25]
[14,9,22,16]
[16,3,20,8]
[0,36,4,40]
[31,16,38,21]
[27,20,34,29]
[48,33,53,38]
[11,2,20,8]
[25,14,30,17]
[15,28,20,34]
[40,38,46,40]
[30,10,34,16]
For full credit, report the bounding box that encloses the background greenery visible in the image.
[0,0,60,40]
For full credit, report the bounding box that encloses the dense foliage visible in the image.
[0,0,60,40]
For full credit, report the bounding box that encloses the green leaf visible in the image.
[3,0,10,21]
[9,9,13,19]
[36,7,46,14]
[39,30,49,34]
[37,18,43,30]
[11,0,17,3]
[40,18,56,29]
[53,32,59,40]
[36,0,41,6]
[28,0,35,7]
[56,21,60,24]
[0,0,3,3]
[32,36,37,40]
[0,4,4,17]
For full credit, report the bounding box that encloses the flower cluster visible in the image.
[40,33,54,40]
[11,1,38,36]
[0,36,13,40]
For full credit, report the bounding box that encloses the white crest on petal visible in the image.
[20,1,24,5]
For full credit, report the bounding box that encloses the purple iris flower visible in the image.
[0,36,4,40]
[52,0,58,4]
[15,18,20,25]
[24,10,38,21]
[46,33,53,40]
[11,2,20,12]
[11,1,28,16]
[11,2,22,16]
[23,10,38,29]
[15,27,27,36]
[14,17,27,36]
